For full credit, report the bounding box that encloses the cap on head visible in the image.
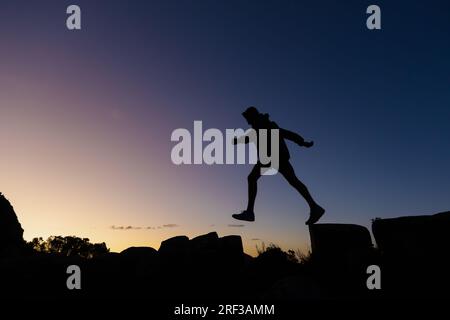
[242,106,260,121]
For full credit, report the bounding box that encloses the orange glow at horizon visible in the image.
[0,53,310,259]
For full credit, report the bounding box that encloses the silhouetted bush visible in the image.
[27,236,109,259]
[256,243,311,265]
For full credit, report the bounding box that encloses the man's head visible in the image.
[242,106,260,126]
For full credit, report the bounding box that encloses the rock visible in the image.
[0,193,25,256]
[159,235,190,253]
[309,223,373,255]
[157,233,244,269]
[158,235,190,264]
[120,246,158,259]
[219,235,244,253]
[189,232,220,266]
[119,247,159,279]
[309,223,374,272]
[190,232,219,252]
[372,211,450,296]
[218,235,244,266]
[372,211,450,258]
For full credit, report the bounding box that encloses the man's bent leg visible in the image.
[279,161,316,208]
[279,161,325,224]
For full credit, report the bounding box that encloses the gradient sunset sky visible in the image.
[1,0,449,255]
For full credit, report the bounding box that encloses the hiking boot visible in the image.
[232,210,255,222]
[305,205,325,225]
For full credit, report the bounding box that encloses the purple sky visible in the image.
[1,0,449,255]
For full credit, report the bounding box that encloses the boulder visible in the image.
[309,223,374,271]
[159,235,190,252]
[157,233,244,269]
[119,247,159,279]
[218,235,244,266]
[310,223,373,255]
[190,232,219,252]
[189,232,220,265]
[158,235,190,263]
[120,246,158,259]
[372,211,450,259]
[0,193,25,256]
[219,235,244,254]
[372,211,450,296]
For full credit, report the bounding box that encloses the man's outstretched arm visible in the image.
[280,128,314,147]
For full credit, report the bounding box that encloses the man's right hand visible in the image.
[303,141,314,148]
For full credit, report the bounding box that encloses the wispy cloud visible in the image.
[228,224,245,228]
[111,225,142,230]
[111,224,179,231]
[163,224,178,228]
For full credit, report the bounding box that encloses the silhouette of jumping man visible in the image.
[232,106,325,225]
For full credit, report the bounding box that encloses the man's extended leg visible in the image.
[278,161,325,225]
[247,164,261,213]
[232,164,261,222]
